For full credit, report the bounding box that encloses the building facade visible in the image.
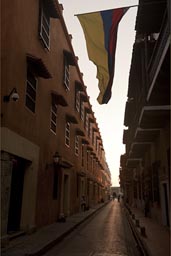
[120,0,170,227]
[1,0,111,238]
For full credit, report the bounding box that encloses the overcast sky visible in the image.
[59,0,138,186]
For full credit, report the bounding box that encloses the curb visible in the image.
[124,204,151,256]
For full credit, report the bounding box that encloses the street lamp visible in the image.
[46,152,61,169]
[53,152,60,165]
[3,88,19,102]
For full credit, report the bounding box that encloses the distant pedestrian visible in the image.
[117,195,120,202]
[112,192,116,200]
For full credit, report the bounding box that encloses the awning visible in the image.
[87,145,93,151]
[89,117,94,123]
[75,81,85,91]
[92,127,98,132]
[51,91,68,106]
[80,92,88,102]
[75,128,85,136]
[66,114,78,124]
[63,50,76,66]
[43,0,60,19]
[96,136,101,140]
[81,138,89,145]
[27,54,52,79]
[84,107,91,114]
[91,151,96,156]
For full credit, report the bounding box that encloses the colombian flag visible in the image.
[77,8,129,104]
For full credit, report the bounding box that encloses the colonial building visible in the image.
[120,0,170,227]
[1,0,111,238]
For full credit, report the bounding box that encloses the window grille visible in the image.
[81,144,84,166]
[39,4,50,49]
[75,90,80,112]
[80,101,84,121]
[65,121,70,147]
[64,57,70,90]
[25,69,37,113]
[50,104,57,134]
[75,135,79,156]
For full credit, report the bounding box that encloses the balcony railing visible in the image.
[147,12,170,89]
[125,90,147,156]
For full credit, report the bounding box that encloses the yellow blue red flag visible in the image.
[77,7,129,104]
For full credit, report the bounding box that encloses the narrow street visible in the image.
[43,200,141,256]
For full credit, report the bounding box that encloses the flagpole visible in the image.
[74,1,166,16]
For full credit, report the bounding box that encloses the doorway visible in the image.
[162,182,170,226]
[63,174,69,216]
[7,157,26,233]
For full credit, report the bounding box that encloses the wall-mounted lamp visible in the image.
[46,152,61,169]
[53,152,60,165]
[3,88,19,102]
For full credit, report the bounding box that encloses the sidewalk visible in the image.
[125,204,170,256]
[1,202,108,256]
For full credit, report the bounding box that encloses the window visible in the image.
[50,104,57,134]
[75,89,80,112]
[75,135,79,156]
[25,69,37,113]
[53,169,58,199]
[64,56,70,90]
[85,112,89,132]
[80,101,84,121]
[96,138,98,150]
[86,151,89,171]
[91,156,93,172]
[65,121,70,147]
[81,144,84,166]
[92,131,95,146]
[39,3,50,49]
[88,121,92,138]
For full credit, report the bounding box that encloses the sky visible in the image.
[59,0,138,186]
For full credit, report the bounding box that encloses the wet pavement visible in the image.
[1,200,170,256]
[41,200,140,256]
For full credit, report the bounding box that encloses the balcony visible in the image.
[138,105,170,129]
[147,14,170,103]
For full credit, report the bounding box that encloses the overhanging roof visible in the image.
[51,91,68,106]
[75,128,85,136]
[27,54,52,79]
[43,0,60,19]
[63,50,76,66]
[75,81,85,91]
[81,138,89,145]
[80,92,88,102]
[66,114,78,124]
[84,106,91,114]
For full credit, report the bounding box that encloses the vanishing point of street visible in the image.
[43,200,141,256]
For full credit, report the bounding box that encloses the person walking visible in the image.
[112,192,116,200]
